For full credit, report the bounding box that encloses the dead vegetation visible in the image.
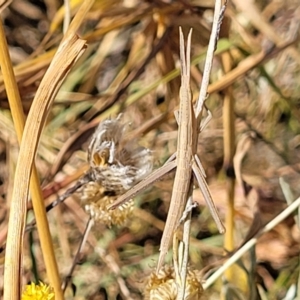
[0,0,300,299]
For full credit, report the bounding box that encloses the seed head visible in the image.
[81,115,152,225]
[81,181,133,226]
[144,266,204,300]
[88,115,153,194]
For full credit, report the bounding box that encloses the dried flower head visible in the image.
[81,181,134,226]
[88,115,153,194]
[22,282,55,300]
[144,266,204,300]
[79,115,152,225]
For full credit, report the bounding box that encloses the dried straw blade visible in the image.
[3,34,86,300]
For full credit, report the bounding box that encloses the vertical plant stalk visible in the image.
[196,0,226,118]
[4,1,93,298]
[222,49,237,275]
[0,19,62,300]
[177,193,194,300]
[3,32,86,300]
[221,43,249,297]
[220,9,250,296]
[221,18,249,295]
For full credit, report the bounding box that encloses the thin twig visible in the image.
[45,173,91,213]
[196,0,227,117]
[203,195,300,289]
[20,173,91,233]
[62,216,94,292]
[178,193,194,300]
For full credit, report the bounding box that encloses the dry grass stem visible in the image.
[1,0,300,298]
[203,195,300,290]
[0,16,64,299]
[3,34,86,300]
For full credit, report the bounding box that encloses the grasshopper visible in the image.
[109,28,225,272]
